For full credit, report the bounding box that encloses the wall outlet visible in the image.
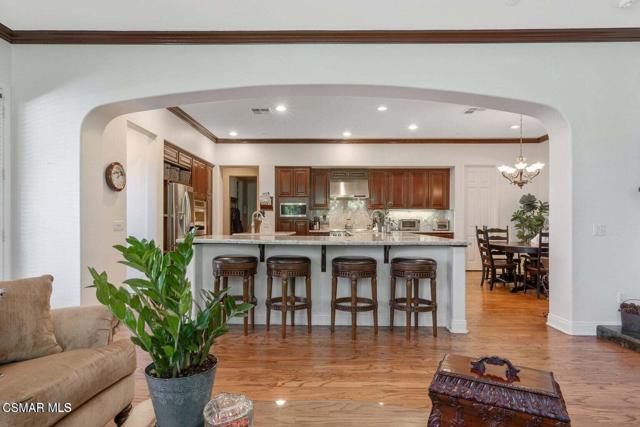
[592,224,607,237]
[112,220,125,232]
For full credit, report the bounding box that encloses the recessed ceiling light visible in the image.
[408,124,418,131]
[229,131,238,137]
[275,399,287,406]
[342,131,352,138]
[510,125,520,129]
[275,104,287,112]
[377,105,388,112]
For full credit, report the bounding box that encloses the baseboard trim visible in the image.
[448,320,468,334]
[547,313,616,336]
[546,313,573,335]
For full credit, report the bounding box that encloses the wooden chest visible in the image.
[428,354,571,427]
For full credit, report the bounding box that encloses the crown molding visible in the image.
[0,25,639,44]
[166,107,218,143]
[216,136,549,144]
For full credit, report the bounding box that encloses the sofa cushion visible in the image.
[0,275,62,364]
[0,339,135,427]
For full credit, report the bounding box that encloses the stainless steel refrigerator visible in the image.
[165,183,195,252]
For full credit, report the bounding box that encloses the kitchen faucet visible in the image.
[251,210,265,234]
[370,209,386,230]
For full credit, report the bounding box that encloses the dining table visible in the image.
[490,241,540,293]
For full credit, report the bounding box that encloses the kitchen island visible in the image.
[188,232,469,333]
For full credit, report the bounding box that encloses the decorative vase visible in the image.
[145,355,218,427]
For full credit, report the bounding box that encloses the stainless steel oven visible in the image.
[279,202,308,218]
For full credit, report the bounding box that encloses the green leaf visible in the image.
[179,291,192,316]
[162,345,175,358]
[111,298,126,320]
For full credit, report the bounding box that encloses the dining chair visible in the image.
[524,231,549,298]
[476,227,517,290]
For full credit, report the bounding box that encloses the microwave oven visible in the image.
[399,219,420,231]
[279,202,308,218]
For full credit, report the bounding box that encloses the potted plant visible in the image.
[88,229,251,427]
[511,193,549,243]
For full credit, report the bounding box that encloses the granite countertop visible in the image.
[231,232,296,236]
[192,231,468,247]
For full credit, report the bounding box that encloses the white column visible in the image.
[448,246,468,333]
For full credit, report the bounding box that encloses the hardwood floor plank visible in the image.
[111,273,640,426]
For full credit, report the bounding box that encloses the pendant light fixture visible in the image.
[497,114,545,188]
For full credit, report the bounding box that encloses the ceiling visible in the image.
[1,0,638,31]
[179,97,547,140]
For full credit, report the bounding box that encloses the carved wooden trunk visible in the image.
[428,354,571,427]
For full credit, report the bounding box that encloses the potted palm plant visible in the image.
[511,193,549,243]
[89,229,251,427]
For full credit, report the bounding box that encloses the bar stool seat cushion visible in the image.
[267,256,310,264]
[213,255,258,265]
[332,256,376,265]
[391,257,437,267]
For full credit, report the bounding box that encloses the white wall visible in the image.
[0,39,11,279]
[7,43,640,336]
[80,108,215,304]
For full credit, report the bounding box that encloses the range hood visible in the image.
[329,170,370,199]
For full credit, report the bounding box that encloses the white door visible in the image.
[464,166,499,270]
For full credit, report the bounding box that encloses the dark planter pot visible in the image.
[145,355,217,427]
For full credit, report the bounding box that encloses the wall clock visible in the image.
[105,162,126,191]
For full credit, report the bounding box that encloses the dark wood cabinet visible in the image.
[294,220,309,236]
[191,159,208,198]
[407,170,429,209]
[311,169,330,209]
[293,168,310,197]
[163,145,179,165]
[278,219,309,235]
[278,219,294,232]
[368,170,387,209]
[276,167,310,197]
[386,171,407,209]
[276,168,294,197]
[428,169,450,210]
[178,152,193,169]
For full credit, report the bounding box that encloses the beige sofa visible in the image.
[0,305,136,427]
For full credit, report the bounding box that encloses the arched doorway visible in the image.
[80,84,571,334]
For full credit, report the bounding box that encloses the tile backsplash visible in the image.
[310,200,453,230]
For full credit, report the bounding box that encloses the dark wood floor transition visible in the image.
[120,272,639,426]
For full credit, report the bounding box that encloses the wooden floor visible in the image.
[124,272,640,426]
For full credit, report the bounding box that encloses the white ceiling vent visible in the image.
[251,107,271,114]
[463,107,486,114]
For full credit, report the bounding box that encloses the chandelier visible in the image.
[497,114,545,188]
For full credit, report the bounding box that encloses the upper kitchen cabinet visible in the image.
[293,168,310,197]
[386,170,407,209]
[428,169,450,210]
[276,167,310,197]
[311,169,330,208]
[407,170,430,209]
[163,144,180,165]
[276,167,294,196]
[368,170,387,209]
[191,159,209,199]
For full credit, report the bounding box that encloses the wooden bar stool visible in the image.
[266,255,312,339]
[389,257,437,339]
[212,255,258,336]
[331,256,378,340]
